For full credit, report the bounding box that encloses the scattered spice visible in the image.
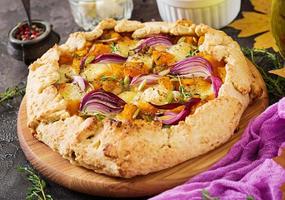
[15,24,44,41]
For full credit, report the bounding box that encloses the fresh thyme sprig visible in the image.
[110,42,118,53]
[202,190,220,200]
[17,166,53,200]
[177,76,192,101]
[0,84,25,105]
[242,47,285,104]
[187,48,199,57]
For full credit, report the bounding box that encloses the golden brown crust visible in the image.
[26,19,262,178]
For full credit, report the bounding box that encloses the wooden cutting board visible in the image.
[17,60,268,198]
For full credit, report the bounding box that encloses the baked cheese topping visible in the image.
[57,31,226,125]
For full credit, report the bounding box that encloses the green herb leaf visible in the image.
[177,76,192,101]
[0,84,25,106]
[95,113,105,121]
[100,75,117,81]
[187,48,199,57]
[17,166,53,200]
[111,43,118,53]
[242,47,285,104]
[246,195,255,200]
[202,189,220,200]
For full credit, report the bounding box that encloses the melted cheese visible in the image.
[127,54,153,69]
[135,85,173,105]
[115,40,137,57]
[81,63,109,81]
[58,64,78,83]
[58,83,83,100]
[167,42,194,61]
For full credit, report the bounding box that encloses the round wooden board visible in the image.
[17,60,268,198]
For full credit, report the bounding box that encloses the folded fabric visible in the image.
[151,97,285,200]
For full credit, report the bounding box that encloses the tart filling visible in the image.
[57,31,226,125]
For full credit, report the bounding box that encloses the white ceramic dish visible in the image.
[156,0,241,29]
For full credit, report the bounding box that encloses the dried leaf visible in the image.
[228,0,278,52]
[269,68,285,78]
[254,31,279,51]
[228,12,269,37]
[251,0,271,14]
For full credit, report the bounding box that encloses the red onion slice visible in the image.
[161,98,201,125]
[211,76,223,97]
[92,53,127,64]
[130,74,161,85]
[170,56,213,78]
[72,76,89,91]
[150,102,184,110]
[171,56,223,97]
[80,89,126,115]
[133,35,172,53]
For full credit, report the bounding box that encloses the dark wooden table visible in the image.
[0,0,255,199]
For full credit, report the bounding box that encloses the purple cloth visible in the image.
[151,97,285,200]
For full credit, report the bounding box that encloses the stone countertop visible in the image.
[0,0,254,199]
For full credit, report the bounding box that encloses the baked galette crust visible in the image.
[26,19,263,178]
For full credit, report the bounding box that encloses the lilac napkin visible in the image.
[151,97,285,200]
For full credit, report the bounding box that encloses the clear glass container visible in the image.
[68,0,133,31]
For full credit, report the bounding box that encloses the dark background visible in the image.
[0,0,254,199]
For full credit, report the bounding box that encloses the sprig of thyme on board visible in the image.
[0,84,25,106]
[17,166,53,200]
[242,47,285,104]
[202,190,220,200]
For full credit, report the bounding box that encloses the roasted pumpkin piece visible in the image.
[177,36,197,46]
[123,62,149,77]
[91,80,102,90]
[117,104,138,120]
[152,50,176,66]
[181,78,195,86]
[58,83,83,115]
[198,36,205,46]
[137,102,157,115]
[158,77,174,90]
[59,54,73,65]
[89,44,111,57]
[100,30,121,41]
[74,49,88,57]
[66,100,81,115]
[201,54,225,69]
[171,105,185,113]
[71,57,81,74]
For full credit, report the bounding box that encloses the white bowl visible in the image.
[156,0,241,29]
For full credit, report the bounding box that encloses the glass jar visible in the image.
[68,0,133,31]
[271,0,285,58]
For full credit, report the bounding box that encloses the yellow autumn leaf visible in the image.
[228,0,278,52]
[251,0,271,14]
[228,12,270,37]
[254,31,279,51]
[269,68,285,78]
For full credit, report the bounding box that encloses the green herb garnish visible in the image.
[246,195,255,200]
[202,189,220,200]
[17,166,53,200]
[187,48,199,57]
[95,113,105,121]
[177,76,192,101]
[242,47,285,104]
[0,84,25,106]
[100,75,117,81]
[111,43,119,53]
